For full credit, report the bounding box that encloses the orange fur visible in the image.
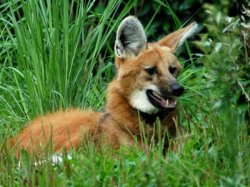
[9,17,197,156]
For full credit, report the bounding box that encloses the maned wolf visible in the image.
[9,16,198,156]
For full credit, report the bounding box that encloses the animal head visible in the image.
[114,16,198,114]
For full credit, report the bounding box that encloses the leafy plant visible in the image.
[196,3,249,124]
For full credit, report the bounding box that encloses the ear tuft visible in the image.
[177,22,199,48]
[158,22,199,52]
[115,16,147,58]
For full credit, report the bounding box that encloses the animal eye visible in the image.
[144,66,156,75]
[169,66,177,75]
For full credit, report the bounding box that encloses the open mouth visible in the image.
[146,90,177,109]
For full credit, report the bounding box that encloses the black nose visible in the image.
[171,83,184,96]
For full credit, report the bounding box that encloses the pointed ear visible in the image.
[158,22,198,52]
[115,16,147,58]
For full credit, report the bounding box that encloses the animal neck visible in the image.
[135,110,168,124]
[105,81,141,134]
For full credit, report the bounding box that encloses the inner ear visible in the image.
[158,22,198,52]
[115,16,147,58]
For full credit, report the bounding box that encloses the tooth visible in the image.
[166,99,169,106]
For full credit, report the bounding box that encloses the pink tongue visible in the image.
[153,92,176,108]
[154,95,165,107]
[161,99,169,108]
[155,96,165,107]
[161,99,173,108]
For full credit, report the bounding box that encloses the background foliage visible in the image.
[0,0,249,186]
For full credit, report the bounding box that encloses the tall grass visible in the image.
[0,0,249,186]
[0,0,136,132]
